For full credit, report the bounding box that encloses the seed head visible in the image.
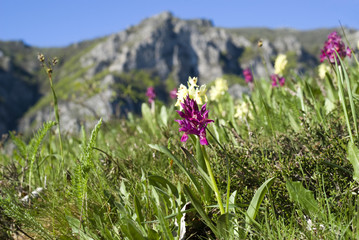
[37,53,45,63]
[52,57,58,66]
[46,68,52,75]
[257,39,263,48]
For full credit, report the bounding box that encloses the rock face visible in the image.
[2,11,359,134]
[80,12,251,85]
[0,50,40,134]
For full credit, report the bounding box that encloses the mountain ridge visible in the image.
[1,11,358,135]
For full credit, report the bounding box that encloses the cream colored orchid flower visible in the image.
[175,77,208,110]
[318,63,330,80]
[175,84,188,108]
[194,84,207,105]
[274,54,288,75]
[188,76,198,87]
[234,101,252,120]
[209,78,228,101]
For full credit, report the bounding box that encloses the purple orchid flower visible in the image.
[146,87,156,103]
[170,88,177,99]
[320,31,351,64]
[175,95,214,145]
[271,74,285,87]
[243,68,253,83]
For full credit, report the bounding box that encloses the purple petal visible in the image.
[176,110,187,118]
[200,137,208,145]
[181,133,189,142]
[201,103,207,113]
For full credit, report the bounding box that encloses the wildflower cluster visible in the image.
[234,101,252,120]
[320,31,351,64]
[175,77,208,109]
[175,95,214,145]
[243,68,253,83]
[146,87,156,103]
[209,77,228,101]
[271,54,287,87]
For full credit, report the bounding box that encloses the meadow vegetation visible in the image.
[1,31,359,239]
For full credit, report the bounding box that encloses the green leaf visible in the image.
[334,56,354,143]
[66,215,97,240]
[286,180,319,217]
[324,72,337,102]
[148,175,179,198]
[246,177,275,225]
[229,190,237,213]
[348,142,359,182]
[181,146,214,197]
[120,220,146,240]
[217,213,235,239]
[150,193,174,240]
[149,144,201,192]
[210,121,221,145]
[29,121,56,165]
[183,185,219,237]
[148,229,160,240]
[296,85,307,113]
[324,98,336,114]
[336,51,358,136]
[9,132,27,159]
[134,195,144,225]
[160,105,168,127]
[141,103,156,135]
[288,114,300,132]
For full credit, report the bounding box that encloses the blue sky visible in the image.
[1,0,358,47]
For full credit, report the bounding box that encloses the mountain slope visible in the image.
[1,11,358,135]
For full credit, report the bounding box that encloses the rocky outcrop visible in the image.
[80,12,252,85]
[0,51,40,134]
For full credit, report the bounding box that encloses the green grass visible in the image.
[1,42,359,239]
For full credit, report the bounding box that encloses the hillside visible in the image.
[0,11,358,135]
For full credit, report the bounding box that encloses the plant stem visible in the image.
[28,166,32,206]
[201,145,225,214]
[48,72,64,169]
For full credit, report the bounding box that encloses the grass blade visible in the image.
[149,144,201,193]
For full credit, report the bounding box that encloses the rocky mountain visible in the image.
[0,42,41,134]
[1,11,358,135]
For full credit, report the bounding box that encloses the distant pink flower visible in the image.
[271,74,285,87]
[170,88,177,99]
[146,87,156,103]
[320,31,351,64]
[175,95,214,145]
[243,68,253,83]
